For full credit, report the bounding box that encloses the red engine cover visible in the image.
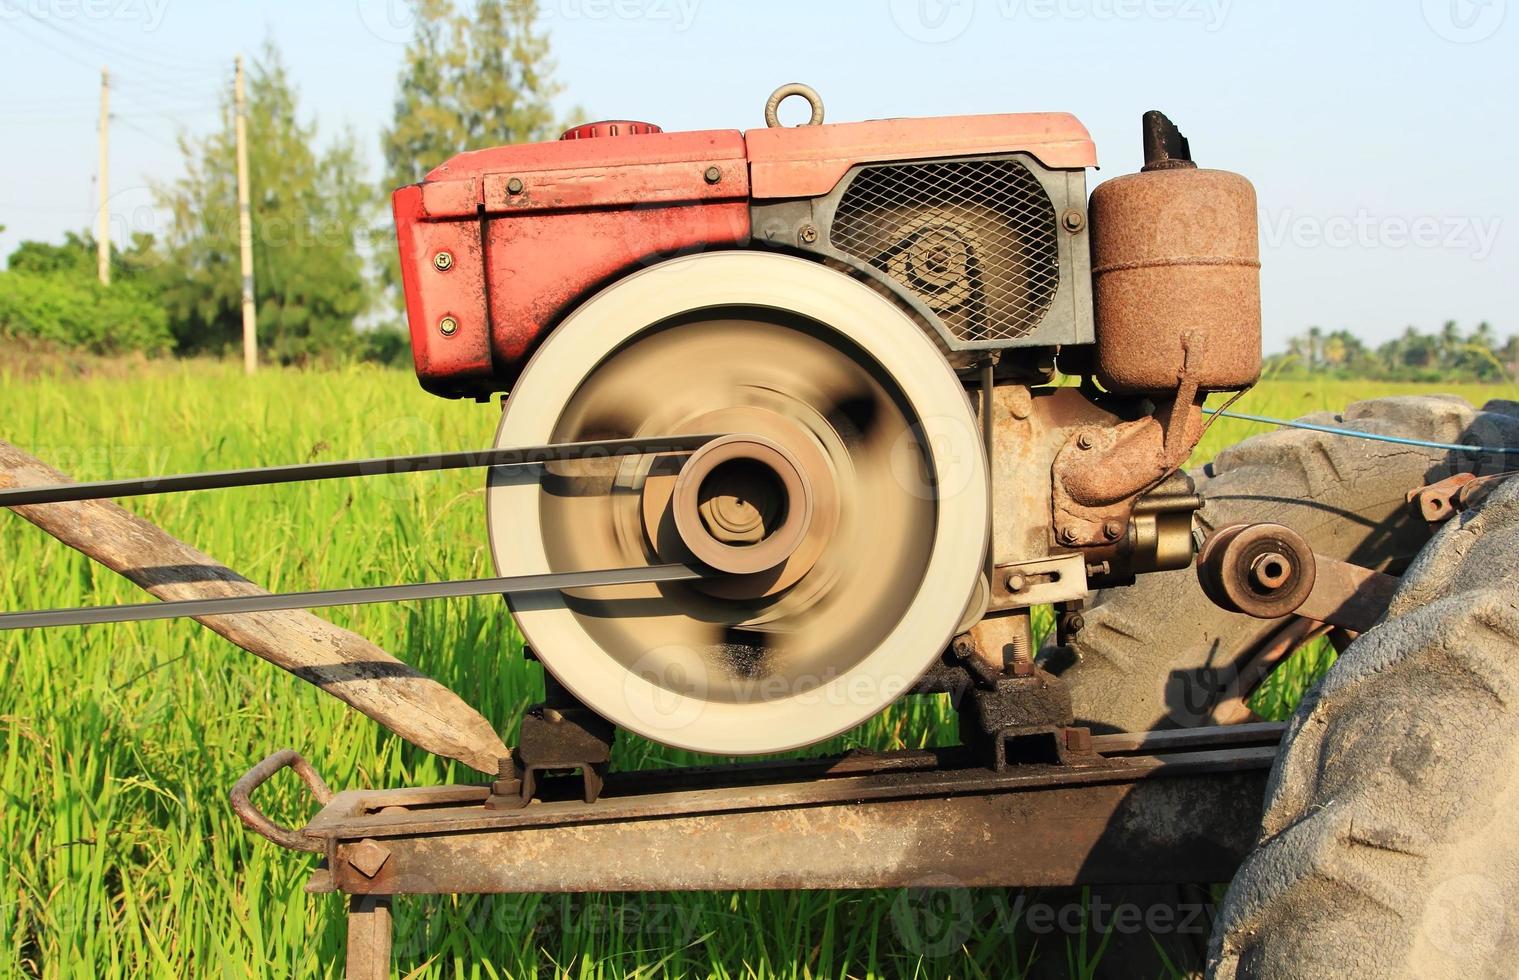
[393,112,1095,399]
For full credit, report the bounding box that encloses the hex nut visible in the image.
[1061,209,1087,233]
[1076,431,1095,450]
[704,165,722,184]
[506,177,524,195]
[1102,521,1123,541]
[346,838,391,879]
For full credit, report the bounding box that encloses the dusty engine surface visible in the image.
[392,88,1262,756]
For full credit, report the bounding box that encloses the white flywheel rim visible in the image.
[488,252,988,755]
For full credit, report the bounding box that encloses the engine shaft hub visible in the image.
[672,435,812,574]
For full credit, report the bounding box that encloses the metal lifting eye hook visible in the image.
[765,83,825,128]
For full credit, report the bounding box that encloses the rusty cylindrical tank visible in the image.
[1089,117,1261,394]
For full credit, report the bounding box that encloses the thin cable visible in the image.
[1198,387,1249,440]
[1202,408,1519,455]
[0,0,223,77]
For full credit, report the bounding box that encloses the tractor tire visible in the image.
[1209,473,1519,978]
[1053,395,1519,732]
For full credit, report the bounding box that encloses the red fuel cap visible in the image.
[559,120,663,140]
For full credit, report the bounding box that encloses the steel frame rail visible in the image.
[231,724,1284,978]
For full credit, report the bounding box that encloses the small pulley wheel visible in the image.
[1197,522,1317,619]
[765,83,825,128]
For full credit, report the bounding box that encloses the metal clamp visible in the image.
[230,749,334,853]
[764,83,824,128]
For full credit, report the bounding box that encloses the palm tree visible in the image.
[1307,326,1324,371]
[1439,320,1462,368]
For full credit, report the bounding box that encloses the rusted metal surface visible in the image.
[1089,157,1261,394]
[491,691,615,809]
[1408,472,1478,523]
[984,384,1141,565]
[1197,522,1318,620]
[1407,471,1515,523]
[322,770,1267,895]
[1051,382,1205,549]
[345,895,392,980]
[1209,619,1332,726]
[988,553,1089,612]
[229,749,334,853]
[1292,556,1399,632]
[1198,522,1399,632]
[272,728,1276,895]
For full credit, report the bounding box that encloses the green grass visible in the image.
[0,363,1511,978]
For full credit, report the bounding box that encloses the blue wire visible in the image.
[1202,408,1519,455]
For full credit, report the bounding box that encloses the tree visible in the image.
[1439,319,1462,367]
[376,0,571,304]
[381,0,563,191]
[380,0,470,191]
[154,41,374,361]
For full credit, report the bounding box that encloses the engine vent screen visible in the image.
[830,159,1060,344]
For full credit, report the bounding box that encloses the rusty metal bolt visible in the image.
[506,176,524,195]
[1061,209,1086,233]
[1005,572,1027,594]
[703,165,722,184]
[1076,431,1095,450]
[1008,388,1033,420]
[346,839,392,879]
[1249,551,1293,591]
[438,316,459,337]
[799,224,819,245]
[432,250,454,272]
[1058,527,1080,546]
[1102,520,1123,541]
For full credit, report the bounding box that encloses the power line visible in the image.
[113,114,182,150]
[0,0,222,78]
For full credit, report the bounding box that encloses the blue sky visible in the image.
[1,0,1515,352]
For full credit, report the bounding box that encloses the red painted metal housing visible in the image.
[393,112,1095,399]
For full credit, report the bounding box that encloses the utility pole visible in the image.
[234,55,257,374]
[96,67,110,286]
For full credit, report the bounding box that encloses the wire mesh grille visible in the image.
[830,159,1061,344]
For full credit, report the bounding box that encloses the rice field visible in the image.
[0,361,1511,978]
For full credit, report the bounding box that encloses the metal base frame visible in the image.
[237,724,1282,977]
